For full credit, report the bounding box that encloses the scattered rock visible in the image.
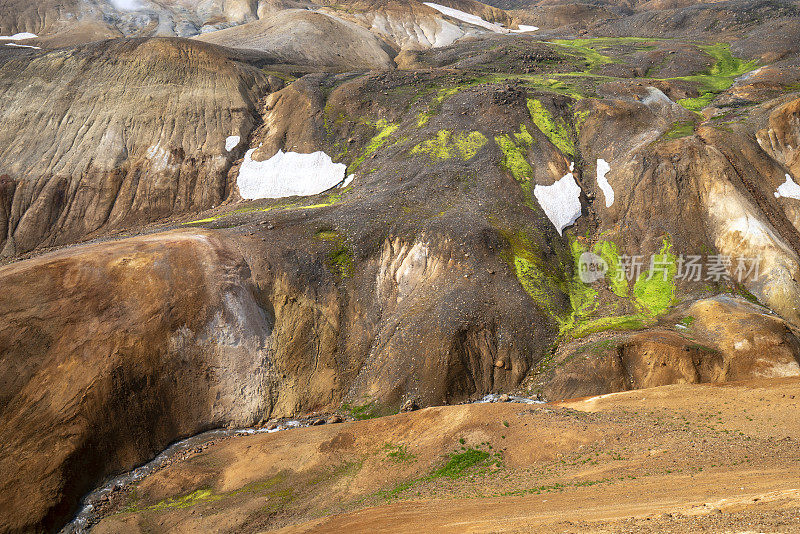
[401,399,419,412]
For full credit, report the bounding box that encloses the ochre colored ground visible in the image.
[94,378,800,533]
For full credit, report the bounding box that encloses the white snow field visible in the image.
[774,174,800,200]
[534,167,583,235]
[423,3,537,34]
[225,136,241,152]
[0,32,37,40]
[237,149,347,199]
[596,158,615,208]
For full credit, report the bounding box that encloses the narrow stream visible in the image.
[60,420,305,534]
[60,395,543,533]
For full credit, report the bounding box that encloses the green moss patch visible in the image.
[672,43,758,112]
[592,240,629,297]
[677,93,716,113]
[383,443,416,463]
[503,230,679,340]
[145,489,220,512]
[550,39,616,72]
[632,238,677,315]
[431,448,492,479]
[495,125,535,205]
[183,188,349,226]
[569,315,650,339]
[527,99,575,157]
[410,130,487,160]
[498,229,600,336]
[315,229,353,278]
[348,119,399,173]
[664,120,697,139]
[341,400,384,420]
[497,227,572,331]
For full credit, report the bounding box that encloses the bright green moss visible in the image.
[495,134,533,181]
[183,202,294,225]
[672,43,758,111]
[702,43,757,79]
[592,240,628,297]
[569,314,650,339]
[431,448,491,479]
[550,37,662,76]
[514,125,534,146]
[498,227,570,327]
[550,39,615,72]
[559,239,599,333]
[527,99,575,157]
[184,216,216,224]
[410,130,487,160]
[514,254,565,321]
[677,93,716,113]
[501,228,678,339]
[632,238,677,315]
[663,120,697,138]
[147,489,221,512]
[495,125,536,206]
[453,131,488,159]
[348,120,399,173]
[502,231,598,335]
[573,109,590,136]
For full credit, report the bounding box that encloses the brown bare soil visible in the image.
[93,378,800,533]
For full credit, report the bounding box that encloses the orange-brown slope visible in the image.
[92,378,800,533]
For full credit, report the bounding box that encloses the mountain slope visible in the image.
[0,38,273,257]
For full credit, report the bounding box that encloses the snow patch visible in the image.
[533,170,583,235]
[109,0,146,10]
[225,135,241,152]
[774,174,800,200]
[510,24,538,33]
[423,3,507,33]
[5,42,40,49]
[0,32,37,40]
[237,149,346,199]
[596,158,614,208]
[340,174,354,188]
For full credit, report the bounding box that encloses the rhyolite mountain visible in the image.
[1,0,800,532]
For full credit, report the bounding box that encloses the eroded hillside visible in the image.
[1,0,800,533]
